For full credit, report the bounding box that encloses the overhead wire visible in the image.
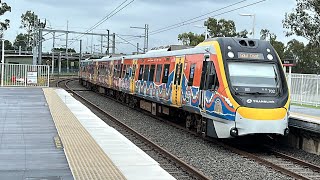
[150,0,267,35]
[117,0,248,43]
[117,0,267,44]
[116,34,144,51]
[73,0,135,41]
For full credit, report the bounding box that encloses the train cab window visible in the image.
[155,64,163,83]
[138,65,144,80]
[143,65,150,81]
[188,63,196,86]
[149,65,156,82]
[162,64,170,83]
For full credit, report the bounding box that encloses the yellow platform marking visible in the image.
[291,112,320,121]
[43,88,126,180]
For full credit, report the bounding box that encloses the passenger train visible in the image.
[80,37,290,138]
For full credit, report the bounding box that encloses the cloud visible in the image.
[3,0,299,54]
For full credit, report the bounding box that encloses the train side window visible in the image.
[119,64,123,78]
[125,65,130,78]
[188,63,196,86]
[138,65,144,80]
[114,64,118,77]
[121,65,126,78]
[206,62,219,90]
[149,65,156,82]
[132,64,137,79]
[155,64,163,83]
[143,65,150,81]
[162,64,170,83]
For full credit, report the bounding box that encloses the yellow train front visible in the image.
[197,38,290,138]
[79,37,290,139]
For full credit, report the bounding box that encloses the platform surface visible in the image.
[52,88,176,180]
[0,88,73,180]
[44,88,126,180]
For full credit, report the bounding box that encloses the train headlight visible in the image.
[228,52,234,58]
[267,54,273,60]
[266,48,271,53]
[227,46,232,50]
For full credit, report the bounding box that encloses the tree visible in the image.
[0,0,11,36]
[236,30,249,38]
[0,39,14,50]
[13,33,29,51]
[178,18,250,46]
[283,39,320,74]
[53,47,76,53]
[259,29,285,60]
[20,10,46,49]
[178,32,204,46]
[260,29,270,40]
[205,18,237,37]
[283,0,320,45]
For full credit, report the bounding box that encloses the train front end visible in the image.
[219,38,290,137]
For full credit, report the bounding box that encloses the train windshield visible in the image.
[228,62,280,95]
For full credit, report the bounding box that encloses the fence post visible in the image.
[300,75,303,105]
[24,65,27,87]
[47,65,50,87]
[317,75,319,107]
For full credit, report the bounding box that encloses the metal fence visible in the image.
[0,64,50,87]
[288,73,320,107]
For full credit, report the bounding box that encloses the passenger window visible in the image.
[149,65,155,81]
[119,64,123,78]
[162,64,170,83]
[126,65,130,78]
[114,65,118,77]
[138,65,144,80]
[206,62,219,90]
[121,65,126,78]
[143,65,150,81]
[155,64,163,83]
[188,63,196,86]
[132,64,137,79]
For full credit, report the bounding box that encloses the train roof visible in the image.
[91,45,216,62]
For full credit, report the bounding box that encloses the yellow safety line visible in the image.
[43,88,126,180]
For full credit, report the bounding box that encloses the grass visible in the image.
[291,103,320,110]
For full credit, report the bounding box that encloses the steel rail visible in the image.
[60,79,211,180]
[65,78,320,180]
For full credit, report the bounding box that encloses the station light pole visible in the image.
[239,13,255,38]
[130,24,149,53]
[1,38,4,87]
[194,24,209,39]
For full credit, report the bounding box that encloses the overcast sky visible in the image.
[2,0,302,54]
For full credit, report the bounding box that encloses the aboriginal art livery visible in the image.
[80,37,290,138]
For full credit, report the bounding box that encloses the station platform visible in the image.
[0,87,175,180]
[289,105,320,133]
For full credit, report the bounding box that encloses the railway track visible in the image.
[221,143,320,180]
[60,78,320,180]
[57,78,210,180]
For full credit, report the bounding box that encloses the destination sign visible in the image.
[238,52,264,60]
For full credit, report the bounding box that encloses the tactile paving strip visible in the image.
[43,88,126,180]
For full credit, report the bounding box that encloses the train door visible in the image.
[130,59,137,93]
[199,54,210,112]
[172,56,185,106]
[93,61,98,83]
